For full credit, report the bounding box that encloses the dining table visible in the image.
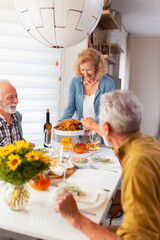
[0,146,122,240]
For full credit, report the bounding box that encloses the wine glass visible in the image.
[59,143,73,183]
[89,130,100,150]
[51,129,59,150]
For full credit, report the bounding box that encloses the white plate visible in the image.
[53,183,108,210]
[33,147,58,157]
[54,129,85,136]
[89,154,121,170]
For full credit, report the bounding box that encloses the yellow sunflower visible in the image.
[36,151,43,159]
[40,155,50,164]
[25,151,39,162]
[6,154,22,171]
[15,140,30,151]
[0,144,15,157]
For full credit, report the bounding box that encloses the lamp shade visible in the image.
[14,0,103,48]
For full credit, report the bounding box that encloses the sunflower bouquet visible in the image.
[0,140,50,211]
[0,140,50,185]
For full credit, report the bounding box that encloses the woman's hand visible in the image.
[53,121,61,129]
[53,121,61,134]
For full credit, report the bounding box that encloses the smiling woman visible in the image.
[0,5,61,146]
[57,48,114,144]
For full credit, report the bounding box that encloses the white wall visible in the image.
[59,40,86,117]
[130,39,160,138]
[119,25,128,89]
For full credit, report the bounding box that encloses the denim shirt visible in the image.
[60,75,115,123]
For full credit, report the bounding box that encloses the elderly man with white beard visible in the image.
[0,80,34,147]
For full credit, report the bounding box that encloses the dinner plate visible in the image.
[53,182,108,210]
[33,147,59,157]
[89,154,121,170]
[54,129,85,136]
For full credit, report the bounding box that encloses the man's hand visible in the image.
[30,142,35,147]
[54,191,118,240]
[81,117,95,130]
[81,118,102,136]
[54,191,80,226]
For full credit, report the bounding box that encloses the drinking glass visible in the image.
[59,143,73,183]
[89,130,100,150]
[51,130,59,150]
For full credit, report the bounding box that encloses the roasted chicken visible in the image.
[58,119,82,131]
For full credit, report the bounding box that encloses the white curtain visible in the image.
[0,7,61,146]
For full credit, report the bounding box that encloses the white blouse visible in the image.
[82,94,95,118]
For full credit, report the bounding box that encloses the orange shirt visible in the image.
[115,131,160,240]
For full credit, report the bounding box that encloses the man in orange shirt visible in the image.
[54,90,160,240]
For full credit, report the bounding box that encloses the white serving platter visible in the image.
[54,129,85,136]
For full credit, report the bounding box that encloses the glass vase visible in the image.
[4,184,30,211]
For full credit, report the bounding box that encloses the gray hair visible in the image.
[0,79,11,100]
[99,90,143,135]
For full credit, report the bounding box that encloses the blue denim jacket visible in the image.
[60,75,114,123]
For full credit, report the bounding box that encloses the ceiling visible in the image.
[0,0,14,8]
[0,0,160,38]
[111,0,160,38]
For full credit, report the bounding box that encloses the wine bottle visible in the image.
[44,109,52,147]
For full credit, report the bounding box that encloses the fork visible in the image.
[90,165,118,172]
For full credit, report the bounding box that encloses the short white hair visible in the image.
[0,79,11,100]
[99,90,143,135]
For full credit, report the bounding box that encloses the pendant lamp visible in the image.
[14,0,103,48]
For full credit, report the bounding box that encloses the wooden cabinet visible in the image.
[87,9,124,88]
[99,10,120,30]
[87,9,123,64]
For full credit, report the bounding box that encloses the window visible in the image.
[0,7,61,146]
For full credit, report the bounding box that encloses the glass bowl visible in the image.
[72,157,88,168]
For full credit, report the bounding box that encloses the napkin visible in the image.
[89,154,121,171]
[75,191,99,204]
[54,183,99,204]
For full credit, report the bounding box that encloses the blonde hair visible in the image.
[74,48,108,81]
